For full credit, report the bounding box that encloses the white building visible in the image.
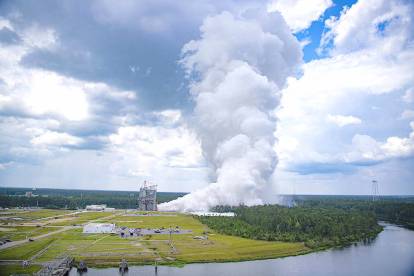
[83,223,115,234]
[190,212,235,217]
[85,205,106,211]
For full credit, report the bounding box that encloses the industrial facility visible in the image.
[138,181,157,211]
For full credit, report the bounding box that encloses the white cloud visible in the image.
[277,48,414,169]
[321,0,414,54]
[154,109,182,125]
[0,17,13,30]
[20,24,57,49]
[23,71,89,121]
[347,122,414,161]
[276,0,414,173]
[108,120,204,176]
[0,18,138,122]
[327,114,362,127]
[299,38,311,48]
[268,0,333,32]
[91,0,215,33]
[31,131,84,147]
[400,109,414,120]
[0,19,139,166]
[0,162,13,170]
[403,87,414,103]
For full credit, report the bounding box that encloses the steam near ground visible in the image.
[158,7,301,212]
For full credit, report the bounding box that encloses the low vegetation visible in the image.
[0,264,41,276]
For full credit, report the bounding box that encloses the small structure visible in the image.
[83,223,115,234]
[138,181,157,211]
[119,259,128,272]
[36,255,73,276]
[77,260,87,272]
[85,204,106,211]
[190,212,235,217]
[25,191,38,197]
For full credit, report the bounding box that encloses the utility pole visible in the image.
[169,227,172,246]
[372,180,379,202]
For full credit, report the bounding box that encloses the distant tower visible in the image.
[138,181,157,211]
[372,180,379,201]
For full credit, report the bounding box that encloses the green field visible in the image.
[0,264,41,276]
[0,226,57,241]
[0,209,310,273]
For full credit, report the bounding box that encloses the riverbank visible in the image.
[66,224,414,276]
[0,209,312,273]
[0,208,388,273]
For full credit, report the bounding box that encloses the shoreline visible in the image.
[74,229,384,269]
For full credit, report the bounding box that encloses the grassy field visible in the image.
[0,226,57,241]
[0,209,311,273]
[0,264,41,276]
[48,211,117,226]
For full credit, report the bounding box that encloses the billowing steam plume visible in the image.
[159,8,301,211]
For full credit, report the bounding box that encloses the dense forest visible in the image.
[200,204,382,249]
[298,198,414,230]
[0,187,186,209]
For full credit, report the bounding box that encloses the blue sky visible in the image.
[296,0,357,62]
[0,0,413,197]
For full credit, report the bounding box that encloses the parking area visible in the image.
[117,226,192,238]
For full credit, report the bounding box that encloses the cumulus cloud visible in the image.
[31,131,84,147]
[276,0,414,175]
[348,122,414,162]
[159,8,301,211]
[321,0,414,54]
[108,123,202,170]
[0,18,137,166]
[153,109,182,125]
[327,114,362,127]
[0,13,212,191]
[102,114,208,191]
[268,0,333,32]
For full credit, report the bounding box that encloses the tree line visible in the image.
[298,198,414,230]
[199,204,382,249]
[0,187,186,209]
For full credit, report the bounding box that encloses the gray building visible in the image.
[138,181,157,211]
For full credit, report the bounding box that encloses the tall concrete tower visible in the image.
[138,180,157,211]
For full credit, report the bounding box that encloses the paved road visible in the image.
[35,210,84,221]
[0,226,79,251]
[2,224,65,228]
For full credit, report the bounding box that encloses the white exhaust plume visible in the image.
[159,8,301,212]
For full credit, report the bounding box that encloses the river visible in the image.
[69,223,414,276]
